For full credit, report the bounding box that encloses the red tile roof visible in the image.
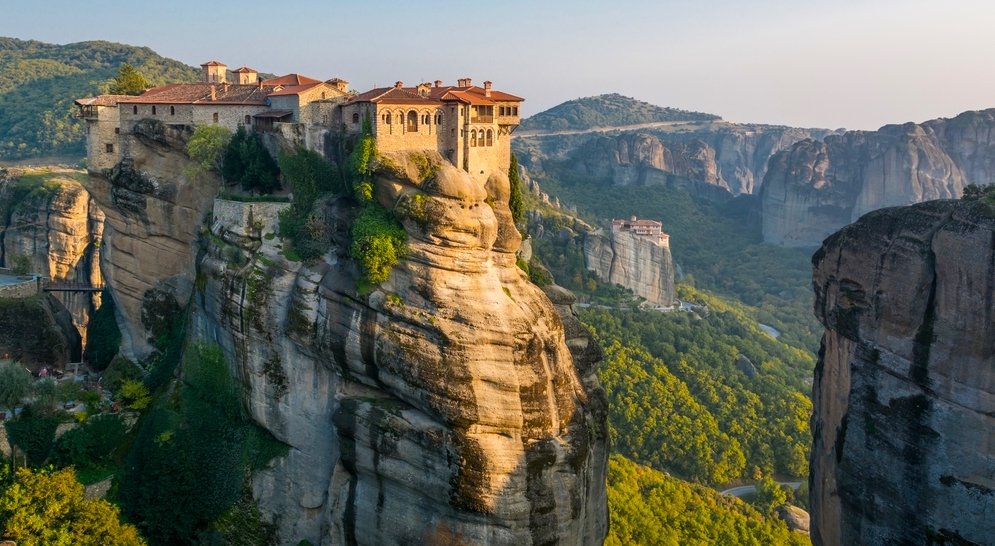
[253,110,294,119]
[261,74,322,86]
[266,83,330,97]
[201,60,226,67]
[232,66,257,74]
[348,83,523,106]
[117,83,276,105]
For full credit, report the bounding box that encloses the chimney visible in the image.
[484,81,492,97]
[395,81,404,89]
[210,85,216,101]
[464,78,472,87]
[434,80,442,88]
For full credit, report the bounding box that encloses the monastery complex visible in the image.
[76,61,523,184]
[611,217,671,248]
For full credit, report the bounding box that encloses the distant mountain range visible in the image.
[0,37,198,161]
[518,93,720,133]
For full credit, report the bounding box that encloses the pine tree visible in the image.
[508,152,524,225]
[109,63,149,96]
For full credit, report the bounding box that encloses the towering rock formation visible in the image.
[811,199,995,545]
[569,125,827,197]
[0,169,104,341]
[761,109,995,247]
[84,118,608,545]
[84,120,221,360]
[583,218,677,308]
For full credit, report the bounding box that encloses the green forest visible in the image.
[524,151,818,543]
[519,93,720,133]
[0,37,198,160]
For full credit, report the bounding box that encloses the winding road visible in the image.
[720,482,802,498]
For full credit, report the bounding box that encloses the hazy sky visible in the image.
[3,0,994,130]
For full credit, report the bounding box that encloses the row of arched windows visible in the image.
[379,109,444,133]
[469,129,494,147]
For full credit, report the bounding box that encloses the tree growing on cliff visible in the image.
[185,125,232,180]
[109,63,150,96]
[508,153,525,227]
[223,125,281,195]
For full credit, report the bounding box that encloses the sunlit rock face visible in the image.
[811,199,995,546]
[761,110,995,248]
[85,123,219,360]
[194,151,609,545]
[583,229,677,308]
[0,170,103,344]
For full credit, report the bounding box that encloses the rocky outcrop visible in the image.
[761,109,995,247]
[571,126,825,197]
[85,122,219,360]
[0,170,104,344]
[193,152,608,545]
[0,293,81,368]
[811,199,995,545]
[583,229,677,307]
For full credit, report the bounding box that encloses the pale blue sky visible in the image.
[4,0,994,130]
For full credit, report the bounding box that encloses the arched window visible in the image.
[435,112,442,125]
[321,92,326,100]
[477,130,485,147]
[406,110,418,132]
[133,105,138,115]
[383,110,392,124]
[486,129,493,146]
[151,105,157,115]
[213,112,219,123]
[352,112,360,124]
[245,115,251,125]
[170,106,175,115]
[470,130,477,147]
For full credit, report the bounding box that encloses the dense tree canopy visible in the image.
[0,467,145,546]
[606,455,810,546]
[519,93,720,132]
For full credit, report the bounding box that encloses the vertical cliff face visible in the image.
[761,110,995,248]
[85,122,220,360]
[583,229,677,307]
[192,152,608,545]
[0,169,103,343]
[811,199,995,545]
[572,126,822,197]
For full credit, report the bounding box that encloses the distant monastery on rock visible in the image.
[76,60,523,183]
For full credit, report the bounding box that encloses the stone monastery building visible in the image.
[611,217,670,247]
[76,61,523,182]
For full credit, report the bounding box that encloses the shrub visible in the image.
[185,125,232,180]
[351,204,408,286]
[51,414,127,470]
[102,356,144,392]
[119,381,151,410]
[4,414,60,466]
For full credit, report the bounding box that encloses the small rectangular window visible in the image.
[114,127,120,134]
[105,143,114,153]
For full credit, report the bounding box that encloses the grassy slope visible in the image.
[520,93,721,132]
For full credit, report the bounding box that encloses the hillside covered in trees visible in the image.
[0,37,198,161]
[519,93,720,133]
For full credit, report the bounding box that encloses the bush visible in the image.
[51,414,127,470]
[5,415,60,466]
[102,356,144,392]
[351,204,408,286]
[119,380,151,410]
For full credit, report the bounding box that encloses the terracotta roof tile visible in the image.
[117,83,275,105]
[232,66,257,73]
[348,83,523,106]
[260,74,322,86]
[201,60,226,67]
[74,95,133,107]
